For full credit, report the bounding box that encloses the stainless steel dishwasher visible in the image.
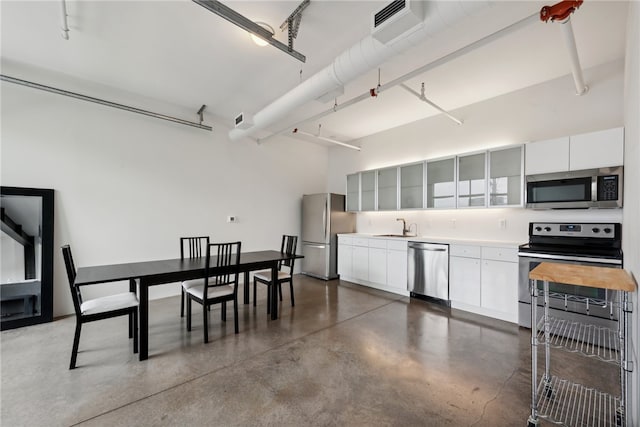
[407,242,449,302]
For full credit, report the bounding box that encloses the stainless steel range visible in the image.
[518,222,623,330]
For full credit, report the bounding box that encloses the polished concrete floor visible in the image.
[1,276,619,426]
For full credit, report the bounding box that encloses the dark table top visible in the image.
[75,250,303,286]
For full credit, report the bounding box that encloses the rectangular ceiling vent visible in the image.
[371,0,423,45]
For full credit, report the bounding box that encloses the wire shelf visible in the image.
[536,317,620,364]
[536,376,623,427]
[546,291,612,308]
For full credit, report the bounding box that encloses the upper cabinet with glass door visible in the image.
[488,146,523,206]
[426,158,456,208]
[400,163,424,209]
[360,170,376,211]
[377,167,398,210]
[346,173,360,212]
[457,152,487,207]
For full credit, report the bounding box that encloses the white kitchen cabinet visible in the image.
[569,127,624,171]
[426,157,456,208]
[480,246,518,321]
[368,247,387,285]
[450,255,481,306]
[346,173,360,211]
[387,240,408,291]
[338,239,353,279]
[377,167,398,210]
[525,127,624,175]
[400,162,424,209]
[352,245,369,282]
[489,146,523,207]
[457,152,487,207]
[361,170,376,211]
[525,137,570,175]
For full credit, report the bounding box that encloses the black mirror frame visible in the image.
[1,186,54,330]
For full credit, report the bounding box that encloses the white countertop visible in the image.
[337,233,522,248]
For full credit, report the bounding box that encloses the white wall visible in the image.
[328,59,625,242]
[623,2,639,424]
[1,66,328,317]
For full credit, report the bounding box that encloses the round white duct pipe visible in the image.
[229,0,492,141]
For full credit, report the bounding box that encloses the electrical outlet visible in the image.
[499,219,507,229]
[227,216,237,223]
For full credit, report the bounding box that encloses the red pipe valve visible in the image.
[540,0,583,22]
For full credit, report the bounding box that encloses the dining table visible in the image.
[74,250,303,361]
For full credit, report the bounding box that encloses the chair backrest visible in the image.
[203,242,242,299]
[279,235,298,271]
[180,236,210,259]
[61,245,82,317]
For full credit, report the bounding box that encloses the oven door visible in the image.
[518,254,621,328]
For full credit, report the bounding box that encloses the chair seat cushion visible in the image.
[186,284,235,300]
[81,292,138,315]
[254,270,291,282]
[182,278,204,290]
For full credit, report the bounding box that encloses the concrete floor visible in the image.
[1,276,619,426]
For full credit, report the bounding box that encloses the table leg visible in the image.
[139,279,149,361]
[270,262,278,320]
[244,271,250,304]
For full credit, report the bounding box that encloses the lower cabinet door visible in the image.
[480,260,518,317]
[450,256,481,306]
[387,250,407,290]
[368,248,387,285]
[338,244,353,278]
[353,246,369,281]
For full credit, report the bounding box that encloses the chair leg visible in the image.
[133,310,139,354]
[253,278,257,307]
[70,320,82,370]
[221,301,226,322]
[266,283,271,315]
[128,311,133,338]
[180,288,185,317]
[279,282,283,301]
[187,297,192,331]
[233,298,239,334]
[290,280,295,307]
[203,303,209,344]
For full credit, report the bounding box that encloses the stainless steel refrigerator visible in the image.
[301,193,355,280]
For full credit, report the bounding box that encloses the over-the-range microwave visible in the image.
[526,166,623,209]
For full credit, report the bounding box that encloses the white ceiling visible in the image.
[0,1,629,147]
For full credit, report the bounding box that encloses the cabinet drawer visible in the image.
[450,244,481,258]
[481,246,518,263]
[387,239,408,251]
[353,237,369,247]
[339,236,353,245]
[368,239,387,249]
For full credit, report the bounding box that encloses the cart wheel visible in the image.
[615,408,623,426]
[527,416,539,426]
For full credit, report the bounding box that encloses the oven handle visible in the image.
[517,252,622,265]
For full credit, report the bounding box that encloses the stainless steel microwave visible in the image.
[526,166,623,209]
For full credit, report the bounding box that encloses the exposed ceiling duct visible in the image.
[229,0,493,141]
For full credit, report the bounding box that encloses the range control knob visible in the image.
[535,226,542,232]
[592,227,600,233]
[604,227,612,234]
[544,227,551,232]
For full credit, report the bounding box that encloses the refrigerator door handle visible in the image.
[305,244,326,249]
[323,200,328,241]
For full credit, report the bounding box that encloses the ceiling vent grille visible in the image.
[371,0,423,44]
[374,0,406,28]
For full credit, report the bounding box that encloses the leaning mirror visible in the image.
[1,187,54,330]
